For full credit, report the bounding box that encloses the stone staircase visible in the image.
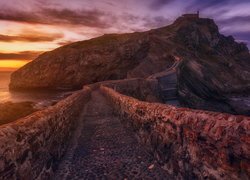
[147,57,180,105]
[158,73,177,100]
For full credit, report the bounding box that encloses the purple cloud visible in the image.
[0,0,249,48]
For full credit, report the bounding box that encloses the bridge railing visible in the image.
[0,87,91,179]
[101,85,250,180]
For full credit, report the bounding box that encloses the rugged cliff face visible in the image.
[9,15,250,114]
[10,16,216,90]
[174,18,250,115]
[9,29,177,90]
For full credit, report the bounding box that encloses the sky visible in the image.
[0,0,249,71]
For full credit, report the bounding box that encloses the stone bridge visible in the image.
[148,56,180,105]
[0,78,249,180]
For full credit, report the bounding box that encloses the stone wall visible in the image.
[86,78,161,102]
[101,86,250,180]
[0,87,91,179]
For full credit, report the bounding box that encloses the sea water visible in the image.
[0,71,73,108]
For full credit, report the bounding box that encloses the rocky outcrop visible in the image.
[9,15,250,115]
[9,32,175,90]
[174,18,250,115]
[0,87,91,179]
[0,101,37,125]
[10,16,215,91]
[101,85,250,180]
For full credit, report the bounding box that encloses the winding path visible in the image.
[54,90,169,179]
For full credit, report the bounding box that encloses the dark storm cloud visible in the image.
[231,32,250,46]
[0,32,64,42]
[0,8,112,28]
[0,10,40,24]
[41,8,112,28]
[185,0,248,11]
[0,51,43,60]
[217,16,250,45]
[217,16,250,26]
[0,0,249,49]
[233,32,250,39]
[150,0,174,10]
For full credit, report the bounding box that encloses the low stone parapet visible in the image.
[101,85,250,179]
[86,78,161,102]
[0,87,91,179]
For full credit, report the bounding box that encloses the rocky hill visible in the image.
[9,26,177,90]
[174,17,250,114]
[9,15,250,115]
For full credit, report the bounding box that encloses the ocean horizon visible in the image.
[0,71,13,102]
[0,71,73,107]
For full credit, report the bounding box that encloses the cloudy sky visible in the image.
[0,0,249,71]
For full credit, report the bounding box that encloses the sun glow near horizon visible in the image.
[0,0,249,71]
[0,60,30,71]
[0,21,96,71]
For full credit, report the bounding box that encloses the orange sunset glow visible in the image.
[0,11,104,71]
[0,0,250,179]
[0,60,30,71]
[0,23,84,70]
[0,0,249,71]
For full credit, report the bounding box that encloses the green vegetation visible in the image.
[0,101,37,125]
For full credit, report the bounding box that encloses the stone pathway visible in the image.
[54,90,169,179]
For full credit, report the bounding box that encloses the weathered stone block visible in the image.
[101,86,250,180]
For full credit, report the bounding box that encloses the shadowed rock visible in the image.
[174,18,250,115]
[9,15,250,115]
[0,101,37,125]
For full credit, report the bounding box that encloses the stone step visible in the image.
[161,88,178,100]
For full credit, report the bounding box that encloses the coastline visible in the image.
[0,71,75,125]
[0,101,37,125]
[0,91,74,126]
